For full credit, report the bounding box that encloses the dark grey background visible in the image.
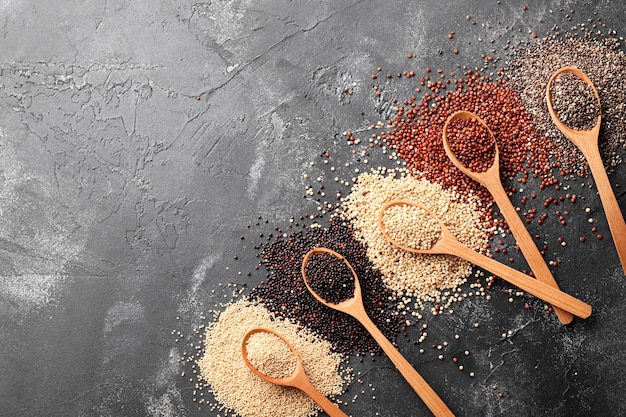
[1,1,625,416]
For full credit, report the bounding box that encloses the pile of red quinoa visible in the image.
[379,71,557,222]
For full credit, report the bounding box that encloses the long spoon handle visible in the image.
[347,305,455,417]
[483,175,574,324]
[583,146,626,275]
[445,239,591,318]
[295,376,349,417]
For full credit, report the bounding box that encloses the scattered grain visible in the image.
[381,70,555,219]
[549,72,600,131]
[251,220,404,354]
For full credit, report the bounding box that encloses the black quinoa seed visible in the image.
[304,251,356,304]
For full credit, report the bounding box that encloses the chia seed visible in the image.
[550,72,601,131]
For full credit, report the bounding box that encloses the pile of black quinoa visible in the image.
[251,219,405,355]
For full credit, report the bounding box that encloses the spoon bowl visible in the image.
[241,326,348,417]
[545,66,602,143]
[442,110,501,181]
[301,247,364,315]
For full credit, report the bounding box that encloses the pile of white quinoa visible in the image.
[339,168,493,307]
[197,298,349,417]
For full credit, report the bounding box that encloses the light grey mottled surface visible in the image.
[1,1,625,416]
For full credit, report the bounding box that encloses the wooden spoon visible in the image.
[546,66,626,276]
[378,199,591,319]
[302,247,455,417]
[242,327,349,417]
[442,110,574,325]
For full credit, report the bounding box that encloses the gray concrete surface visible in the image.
[1,0,625,416]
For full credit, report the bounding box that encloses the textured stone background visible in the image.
[1,1,625,416]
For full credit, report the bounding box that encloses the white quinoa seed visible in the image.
[381,204,442,250]
[245,331,297,379]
